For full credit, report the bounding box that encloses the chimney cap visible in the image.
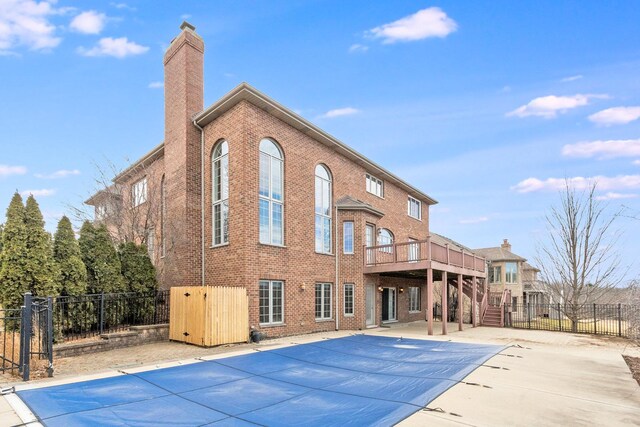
[180,21,196,32]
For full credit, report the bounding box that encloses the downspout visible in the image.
[335,205,339,331]
[194,120,205,287]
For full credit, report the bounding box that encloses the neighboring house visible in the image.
[87,23,487,338]
[474,239,543,307]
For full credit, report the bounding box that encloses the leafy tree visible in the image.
[79,221,124,294]
[24,195,58,297]
[0,193,28,309]
[119,242,158,323]
[119,242,157,294]
[53,216,93,339]
[53,216,88,296]
[0,223,4,272]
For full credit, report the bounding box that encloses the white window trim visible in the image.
[259,280,284,326]
[315,165,332,254]
[259,140,284,246]
[365,173,384,198]
[315,283,332,321]
[408,196,421,220]
[343,283,355,316]
[212,141,229,246]
[343,221,354,254]
[409,286,421,313]
[505,262,518,284]
[132,177,148,207]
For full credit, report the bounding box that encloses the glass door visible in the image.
[365,284,375,326]
[381,287,397,322]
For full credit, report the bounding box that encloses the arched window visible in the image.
[160,175,166,256]
[259,139,283,245]
[212,140,229,245]
[378,228,393,253]
[315,164,332,253]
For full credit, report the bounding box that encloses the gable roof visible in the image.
[522,261,540,272]
[335,195,384,217]
[194,83,438,205]
[472,246,527,262]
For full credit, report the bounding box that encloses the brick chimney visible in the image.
[162,22,204,285]
[501,239,511,252]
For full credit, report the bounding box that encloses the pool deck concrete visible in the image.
[2,322,639,426]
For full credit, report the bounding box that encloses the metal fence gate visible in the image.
[0,293,53,381]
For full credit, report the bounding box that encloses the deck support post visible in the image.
[458,274,463,331]
[472,276,477,327]
[427,268,433,335]
[442,271,448,335]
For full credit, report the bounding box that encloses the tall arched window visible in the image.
[160,175,166,256]
[259,139,283,245]
[212,140,229,245]
[315,164,332,253]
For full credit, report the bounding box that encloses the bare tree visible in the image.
[535,181,625,332]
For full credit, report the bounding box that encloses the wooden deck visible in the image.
[363,238,486,277]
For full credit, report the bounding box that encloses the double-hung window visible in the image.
[343,221,354,254]
[315,165,332,253]
[366,173,383,197]
[259,280,283,325]
[489,266,502,283]
[132,177,147,207]
[315,283,332,320]
[409,287,421,312]
[259,139,284,245]
[408,196,421,220]
[212,140,229,245]
[344,283,354,316]
[505,262,517,283]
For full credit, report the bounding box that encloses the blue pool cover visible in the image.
[17,335,503,426]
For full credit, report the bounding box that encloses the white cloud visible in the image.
[181,14,192,20]
[321,107,360,119]
[459,216,489,224]
[507,94,606,118]
[562,139,640,159]
[78,37,149,58]
[561,75,583,82]
[20,188,56,197]
[0,164,27,177]
[367,7,457,44]
[0,0,62,54]
[70,11,106,34]
[148,81,164,89]
[348,44,368,53]
[110,2,135,11]
[595,192,638,201]
[633,160,640,166]
[511,175,640,193]
[588,106,640,126]
[35,169,80,179]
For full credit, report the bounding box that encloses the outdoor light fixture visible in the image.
[378,286,383,292]
[300,282,306,290]
[399,287,404,293]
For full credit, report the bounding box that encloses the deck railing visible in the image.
[364,238,486,272]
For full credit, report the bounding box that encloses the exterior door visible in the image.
[365,224,375,264]
[381,287,397,322]
[365,284,375,326]
[408,237,419,262]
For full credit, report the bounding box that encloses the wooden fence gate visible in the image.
[169,286,249,347]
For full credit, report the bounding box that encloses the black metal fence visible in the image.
[53,290,170,342]
[504,303,640,338]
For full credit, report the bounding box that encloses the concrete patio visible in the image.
[2,322,639,426]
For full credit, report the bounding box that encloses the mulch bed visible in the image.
[623,355,640,386]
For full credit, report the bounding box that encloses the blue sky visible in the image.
[1,1,639,279]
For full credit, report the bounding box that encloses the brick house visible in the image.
[88,23,487,338]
